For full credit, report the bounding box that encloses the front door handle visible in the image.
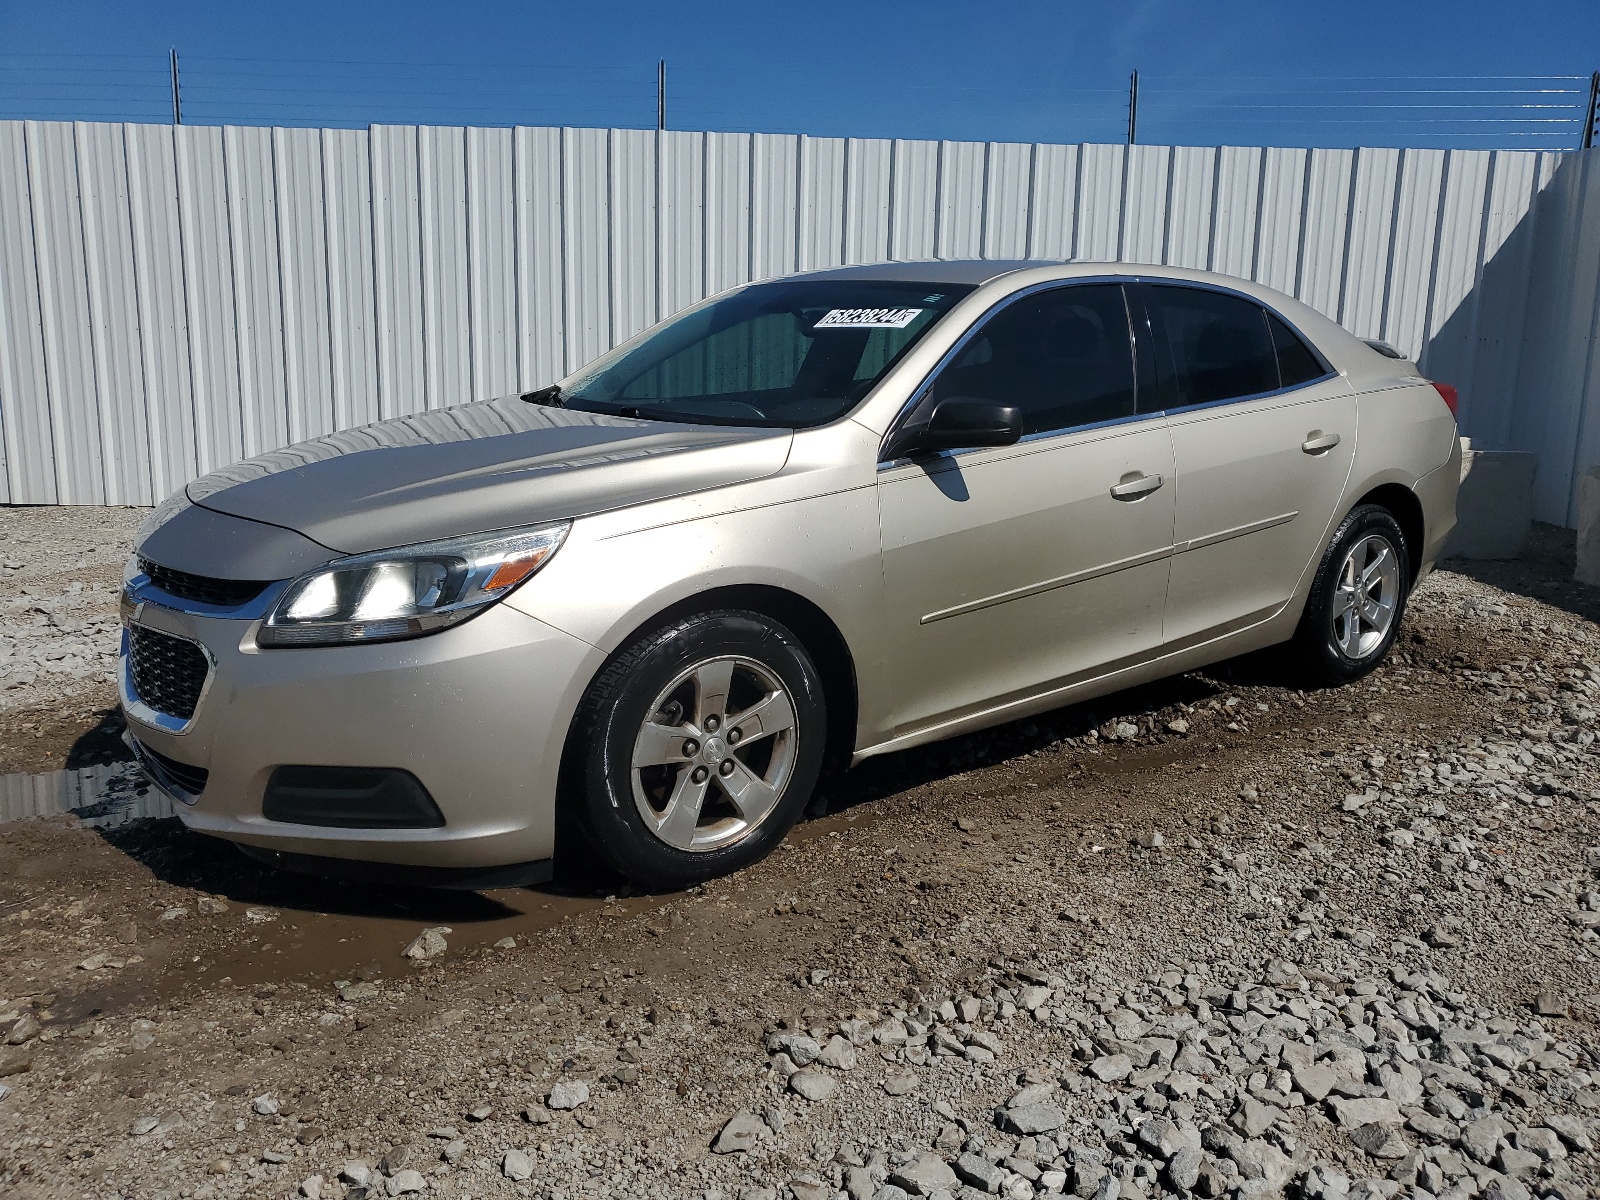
[1110,472,1164,500]
[1302,431,1341,455]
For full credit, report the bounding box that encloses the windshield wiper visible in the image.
[520,385,564,407]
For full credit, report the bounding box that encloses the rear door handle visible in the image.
[1302,431,1341,455]
[1110,472,1163,500]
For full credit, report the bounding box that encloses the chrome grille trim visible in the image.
[122,625,215,732]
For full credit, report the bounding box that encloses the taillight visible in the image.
[1431,381,1459,420]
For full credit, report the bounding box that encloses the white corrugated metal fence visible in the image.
[0,121,1597,522]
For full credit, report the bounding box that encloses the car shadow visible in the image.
[66,706,133,769]
[1436,522,1600,624]
[812,667,1234,816]
[93,816,528,921]
[88,659,1242,914]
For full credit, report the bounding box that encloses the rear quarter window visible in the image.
[1269,313,1330,388]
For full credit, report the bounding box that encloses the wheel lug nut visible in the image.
[704,715,720,732]
[691,766,709,783]
[719,759,736,777]
[682,739,699,757]
[727,727,741,744]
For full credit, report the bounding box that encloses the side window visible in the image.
[1268,312,1328,388]
[1147,286,1278,407]
[930,284,1136,436]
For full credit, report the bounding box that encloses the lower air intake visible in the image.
[262,766,445,829]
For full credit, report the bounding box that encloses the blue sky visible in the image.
[1,0,1594,149]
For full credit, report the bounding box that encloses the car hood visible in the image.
[185,396,792,556]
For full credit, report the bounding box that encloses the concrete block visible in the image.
[1446,441,1534,560]
[1576,465,1600,586]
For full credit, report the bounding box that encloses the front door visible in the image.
[877,283,1176,737]
[1138,284,1358,647]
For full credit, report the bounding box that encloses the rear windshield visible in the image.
[560,280,976,428]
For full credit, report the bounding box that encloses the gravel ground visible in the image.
[0,506,145,774]
[0,516,1597,1200]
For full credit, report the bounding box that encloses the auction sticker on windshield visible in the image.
[814,307,923,329]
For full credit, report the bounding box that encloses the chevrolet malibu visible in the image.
[120,261,1460,890]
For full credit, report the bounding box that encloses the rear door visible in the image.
[1138,284,1357,647]
[876,283,1175,736]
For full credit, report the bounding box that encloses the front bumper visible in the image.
[119,596,604,872]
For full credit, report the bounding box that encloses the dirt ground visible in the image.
[0,505,143,776]
[0,512,1597,1200]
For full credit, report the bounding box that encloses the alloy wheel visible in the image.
[629,656,800,852]
[1331,533,1400,660]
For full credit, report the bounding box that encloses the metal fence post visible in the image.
[169,49,182,125]
[1127,70,1139,145]
[1583,70,1598,150]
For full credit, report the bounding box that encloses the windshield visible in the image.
[560,280,976,428]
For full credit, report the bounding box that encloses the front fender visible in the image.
[502,483,894,744]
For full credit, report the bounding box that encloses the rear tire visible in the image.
[1291,504,1411,686]
[565,610,826,891]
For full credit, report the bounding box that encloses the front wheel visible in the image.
[565,610,826,890]
[1291,504,1411,685]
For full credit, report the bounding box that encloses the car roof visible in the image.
[783,259,1360,348]
[782,259,1296,292]
[784,259,1063,285]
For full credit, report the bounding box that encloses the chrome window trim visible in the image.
[891,367,1342,455]
[1135,278,1338,377]
[877,407,1166,472]
[876,272,1340,468]
[1013,405,1168,443]
[1159,372,1342,420]
[118,624,219,736]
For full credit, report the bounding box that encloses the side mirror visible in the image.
[882,397,1023,461]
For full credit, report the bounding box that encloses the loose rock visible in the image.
[546,1079,589,1110]
[712,1111,766,1154]
[888,1152,957,1194]
[402,926,450,961]
[788,1068,837,1102]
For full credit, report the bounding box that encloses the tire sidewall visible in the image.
[1300,505,1411,683]
[575,611,826,889]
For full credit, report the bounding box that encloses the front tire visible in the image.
[565,610,826,890]
[1291,504,1411,685]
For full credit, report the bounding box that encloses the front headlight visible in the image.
[258,521,570,647]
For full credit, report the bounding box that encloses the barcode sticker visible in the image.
[814,307,923,329]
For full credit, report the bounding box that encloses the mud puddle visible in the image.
[168,799,888,988]
[18,792,892,1032]
[0,759,165,826]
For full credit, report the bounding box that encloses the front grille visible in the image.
[127,625,211,721]
[138,556,269,608]
[132,737,210,796]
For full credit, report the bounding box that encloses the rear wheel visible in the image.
[1291,504,1411,685]
[566,610,826,890]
